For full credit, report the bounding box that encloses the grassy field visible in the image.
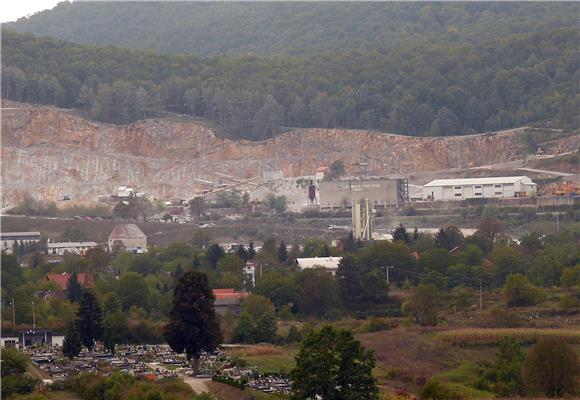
[438,328,580,346]
[434,362,495,399]
[0,215,337,245]
[228,345,298,374]
[46,392,83,400]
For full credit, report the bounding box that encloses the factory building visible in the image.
[296,256,343,275]
[0,231,41,254]
[47,241,99,256]
[319,178,407,209]
[423,176,537,201]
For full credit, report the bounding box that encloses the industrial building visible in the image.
[0,231,41,254]
[319,178,408,209]
[47,241,99,256]
[296,256,343,275]
[423,176,537,201]
[108,224,147,253]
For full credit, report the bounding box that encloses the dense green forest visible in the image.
[5,2,579,56]
[2,27,578,139]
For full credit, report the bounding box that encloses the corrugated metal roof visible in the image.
[424,176,535,187]
[48,242,98,248]
[108,224,146,240]
[296,257,343,270]
[0,231,41,238]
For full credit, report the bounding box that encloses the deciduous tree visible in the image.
[522,338,579,397]
[291,325,378,400]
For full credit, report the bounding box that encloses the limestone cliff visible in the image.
[1,103,573,206]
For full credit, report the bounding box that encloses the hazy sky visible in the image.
[0,0,60,23]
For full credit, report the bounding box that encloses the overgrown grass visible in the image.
[434,363,495,399]
[230,345,298,374]
[47,392,83,400]
[439,328,580,346]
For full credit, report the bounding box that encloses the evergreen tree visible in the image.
[435,226,464,250]
[173,263,185,282]
[206,243,225,268]
[66,272,84,303]
[291,325,378,400]
[236,245,249,262]
[102,293,122,316]
[393,224,409,243]
[164,271,222,373]
[76,290,103,350]
[232,311,256,344]
[343,231,358,252]
[278,240,288,263]
[255,311,277,343]
[247,241,256,260]
[321,244,331,257]
[62,322,82,359]
[337,255,365,306]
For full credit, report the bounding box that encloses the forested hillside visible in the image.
[5,2,578,56]
[3,27,578,140]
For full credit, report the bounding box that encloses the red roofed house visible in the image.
[47,272,95,292]
[212,288,249,316]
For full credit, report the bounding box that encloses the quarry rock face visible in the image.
[0,103,568,206]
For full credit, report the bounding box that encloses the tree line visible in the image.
[6,2,578,56]
[2,27,578,140]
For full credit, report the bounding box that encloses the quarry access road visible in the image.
[517,167,573,177]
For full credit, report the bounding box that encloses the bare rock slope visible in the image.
[2,103,575,205]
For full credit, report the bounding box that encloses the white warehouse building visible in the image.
[423,176,537,201]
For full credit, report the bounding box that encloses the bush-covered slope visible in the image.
[4,2,579,55]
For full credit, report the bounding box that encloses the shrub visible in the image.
[419,379,461,400]
[522,337,579,397]
[361,317,396,333]
[212,375,246,390]
[503,274,545,307]
[286,326,302,343]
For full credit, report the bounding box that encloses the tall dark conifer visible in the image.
[76,290,103,350]
[66,272,84,303]
[62,321,82,359]
[278,240,288,263]
[164,271,222,373]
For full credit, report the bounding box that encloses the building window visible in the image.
[474,185,482,189]
[495,191,502,195]
[494,184,502,188]
[474,192,482,196]
[454,193,462,197]
[454,186,462,190]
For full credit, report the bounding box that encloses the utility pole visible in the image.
[385,266,393,285]
[479,280,483,311]
[12,298,16,325]
[32,301,36,328]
